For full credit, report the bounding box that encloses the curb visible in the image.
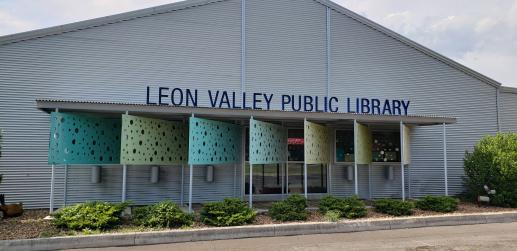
[2,212,517,251]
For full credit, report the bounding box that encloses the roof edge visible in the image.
[36,99,457,125]
[501,86,517,94]
[315,0,502,88]
[0,0,225,45]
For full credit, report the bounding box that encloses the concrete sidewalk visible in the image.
[2,211,517,251]
[70,222,517,251]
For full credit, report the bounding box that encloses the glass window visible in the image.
[287,163,304,194]
[288,129,304,161]
[335,130,354,162]
[307,164,327,193]
[245,163,284,195]
[372,131,401,162]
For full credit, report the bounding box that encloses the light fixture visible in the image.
[91,166,101,184]
[206,165,214,183]
[150,166,160,184]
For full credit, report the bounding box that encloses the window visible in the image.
[245,163,284,195]
[372,131,401,162]
[335,130,354,162]
[288,129,304,161]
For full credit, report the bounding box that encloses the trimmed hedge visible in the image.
[319,195,367,219]
[269,194,308,221]
[132,201,193,228]
[53,201,129,230]
[416,196,459,213]
[373,199,414,216]
[200,198,256,227]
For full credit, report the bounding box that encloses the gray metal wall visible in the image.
[500,91,517,132]
[0,0,501,208]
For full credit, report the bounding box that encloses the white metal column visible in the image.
[49,164,55,214]
[400,121,406,201]
[353,120,358,195]
[188,163,193,212]
[443,123,449,196]
[63,164,68,207]
[189,114,194,212]
[180,164,184,206]
[122,165,127,202]
[249,163,253,208]
[304,162,308,199]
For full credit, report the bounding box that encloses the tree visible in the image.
[464,133,517,207]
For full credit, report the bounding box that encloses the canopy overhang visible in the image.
[36,100,456,126]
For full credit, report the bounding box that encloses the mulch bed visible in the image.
[1,202,515,241]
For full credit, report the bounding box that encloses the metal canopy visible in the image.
[37,100,456,125]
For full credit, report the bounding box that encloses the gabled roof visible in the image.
[0,0,504,88]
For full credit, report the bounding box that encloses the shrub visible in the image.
[323,210,341,222]
[464,133,517,207]
[268,194,308,221]
[200,198,256,227]
[132,201,193,228]
[415,196,459,213]
[53,201,129,230]
[373,199,413,216]
[319,195,367,219]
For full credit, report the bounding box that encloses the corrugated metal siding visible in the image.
[0,0,502,208]
[369,164,409,199]
[329,9,498,197]
[0,0,242,208]
[500,92,517,132]
[330,164,354,198]
[245,0,327,106]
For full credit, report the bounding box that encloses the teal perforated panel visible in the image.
[249,119,287,164]
[120,115,188,165]
[48,112,121,165]
[188,117,241,165]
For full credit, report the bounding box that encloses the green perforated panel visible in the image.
[188,117,241,165]
[48,112,121,165]
[355,122,372,165]
[304,120,330,164]
[120,115,188,165]
[249,119,287,164]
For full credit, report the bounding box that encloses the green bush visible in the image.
[200,198,256,227]
[132,201,193,228]
[323,210,341,222]
[464,133,517,207]
[319,195,367,219]
[373,199,414,216]
[268,194,308,221]
[53,201,129,230]
[415,196,459,213]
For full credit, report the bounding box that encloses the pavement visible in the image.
[68,222,517,251]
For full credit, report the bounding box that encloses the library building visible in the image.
[0,0,516,211]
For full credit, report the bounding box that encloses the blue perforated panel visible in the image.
[48,112,121,165]
[188,117,241,165]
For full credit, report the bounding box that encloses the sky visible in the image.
[1,0,516,87]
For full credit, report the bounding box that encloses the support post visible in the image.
[122,165,127,202]
[303,118,308,199]
[180,164,184,206]
[400,121,406,201]
[249,164,253,208]
[189,113,194,212]
[443,123,448,196]
[63,164,68,207]
[49,164,55,214]
[353,120,359,195]
[304,162,308,199]
[188,164,193,212]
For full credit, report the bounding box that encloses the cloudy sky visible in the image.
[1,0,516,87]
